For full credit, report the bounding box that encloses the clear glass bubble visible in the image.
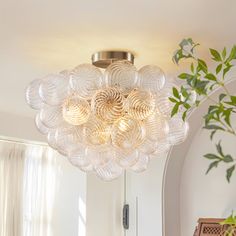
[139,65,165,93]
[47,130,58,149]
[149,139,171,157]
[55,125,84,157]
[40,105,65,128]
[91,87,125,123]
[69,151,91,169]
[125,89,156,120]
[143,112,169,142]
[79,164,93,172]
[112,116,146,154]
[35,113,50,134]
[86,148,113,167]
[83,116,111,148]
[167,116,189,145]
[70,64,103,99]
[130,152,149,173]
[94,160,123,181]
[104,61,138,93]
[115,149,139,168]
[25,79,43,110]
[138,138,157,155]
[62,95,91,125]
[39,74,70,106]
[155,93,173,117]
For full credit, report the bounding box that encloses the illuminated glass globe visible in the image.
[25,51,189,181]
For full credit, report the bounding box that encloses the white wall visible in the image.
[126,155,167,236]
[52,154,87,236]
[180,125,236,236]
[86,173,124,236]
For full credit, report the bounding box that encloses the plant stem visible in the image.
[222,84,231,96]
[205,95,218,105]
[218,119,236,136]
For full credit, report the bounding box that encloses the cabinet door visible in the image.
[124,156,167,236]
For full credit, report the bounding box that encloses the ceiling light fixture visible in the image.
[26,50,189,180]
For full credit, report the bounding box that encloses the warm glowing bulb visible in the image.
[91,87,125,123]
[62,95,90,125]
[83,116,111,148]
[111,116,146,153]
[125,89,156,120]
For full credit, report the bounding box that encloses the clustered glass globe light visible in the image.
[26,51,189,181]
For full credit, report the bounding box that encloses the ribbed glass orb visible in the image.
[47,130,58,149]
[150,139,171,157]
[79,164,93,172]
[130,153,149,173]
[115,149,139,168]
[39,74,70,106]
[105,61,138,93]
[139,138,157,155]
[40,105,65,128]
[155,93,173,117]
[35,113,50,135]
[139,65,165,92]
[94,160,123,181]
[70,64,103,99]
[25,79,43,110]
[126,89,156,120]
[55,126,84,157]
[168,116,189,145]
[69,152,91,169]
[83,116,111,147]
[62,95,90,126]
[91,87,124,123]
[112,116,146,154]
[87,148,113,166]
[144,112,169,142]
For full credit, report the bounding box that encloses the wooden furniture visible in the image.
[193,218,229,236]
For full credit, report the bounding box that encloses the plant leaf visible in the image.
[198,59,208,73]
[171,103,179,117]
[206,161,219,174]
[226,45,236,62]
[216,141,224,156]
[173,87,180,99]
[210,48,222,61]
[222,47,227,60]
[220,214,236,225]
[203,125,225,131]
[182,110,187,121]
[169,97,178,103]
[226,165,235,182]
[204,153,220,160]
[210,130,217,140]
[178,73,194,80]
[223,155,234,163]
[205,73,217,81]
[223,64,233,78]
[219,93,226,101]
[216,64,222,74]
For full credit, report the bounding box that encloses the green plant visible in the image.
[170,38,236,182]
[220,213,236,236]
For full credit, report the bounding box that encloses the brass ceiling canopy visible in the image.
[91,51,134,68]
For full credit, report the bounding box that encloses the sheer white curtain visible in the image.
[0,139,58,236]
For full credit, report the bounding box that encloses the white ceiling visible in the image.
[0,0,236,117]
